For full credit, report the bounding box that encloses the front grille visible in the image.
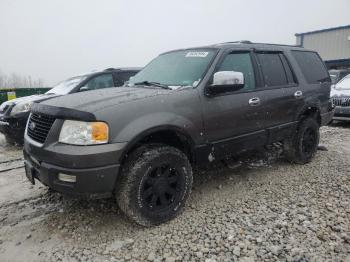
[27,113,56,144]
[332,97,350,107]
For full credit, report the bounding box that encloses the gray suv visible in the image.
[24,42,334,226]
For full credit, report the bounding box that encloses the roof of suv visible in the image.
[164,41,308,54]
[212,41,304,49]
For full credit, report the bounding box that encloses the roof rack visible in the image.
[216,41,299,48]
[253,42,299,47]
[218,40,252,45]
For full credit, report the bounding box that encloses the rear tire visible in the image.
[116,144,193,226]
[284,117,320,164]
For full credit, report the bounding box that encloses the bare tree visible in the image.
[0,69,45,88]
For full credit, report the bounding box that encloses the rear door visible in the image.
[253,51,301,142]
[290,51,331,116]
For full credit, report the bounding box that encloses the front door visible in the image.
[202,51,268,158]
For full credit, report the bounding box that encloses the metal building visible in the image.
[295,25,350,69]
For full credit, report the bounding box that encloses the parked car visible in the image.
[329,69,350,84]
[330,74,350,121]
[0,87,50,105]
[24,42,333,226]
[0,68,140,145]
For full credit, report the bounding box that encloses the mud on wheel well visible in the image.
[299,107,321,125]
[121,130,194,166]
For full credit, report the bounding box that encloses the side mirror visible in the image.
[207,71,245,95]
[79,86,89,92]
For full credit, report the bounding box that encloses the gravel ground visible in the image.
[0,124,349,262]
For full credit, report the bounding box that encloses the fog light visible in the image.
[58,173,76,183]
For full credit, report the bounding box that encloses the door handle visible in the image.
[248,97,260,106]
[294,90,303,99]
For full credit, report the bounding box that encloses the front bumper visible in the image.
[23,138,127,198]
[333,106,350,121]
[0,112,29,142]
[320,110,335,126]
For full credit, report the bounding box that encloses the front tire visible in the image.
[116,144,193,226]
[4,135,23,146]
[284,117,320,164]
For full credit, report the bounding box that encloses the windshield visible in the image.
[46,75,88,95]
[128,49,216,89]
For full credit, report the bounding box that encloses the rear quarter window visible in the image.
[292,51,330,84]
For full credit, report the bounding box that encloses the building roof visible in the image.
[295,24,350,36]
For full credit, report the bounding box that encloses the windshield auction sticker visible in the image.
[185,52,209,58]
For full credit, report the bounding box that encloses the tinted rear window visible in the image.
[292,51,330,84]
[256,53,288,87]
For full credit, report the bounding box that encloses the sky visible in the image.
[0,0,349,86]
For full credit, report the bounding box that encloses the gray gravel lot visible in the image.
[0,124,349,262]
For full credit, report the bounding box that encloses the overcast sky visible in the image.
[1,0,349,86]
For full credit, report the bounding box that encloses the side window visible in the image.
[256,53,288,87]
[217,52,255,91]
[291,51,330,84]
[81,74,114,91]
[115,72,138,86]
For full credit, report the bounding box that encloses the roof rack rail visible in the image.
[219,40,253,44]
[104,68,117,71]
[217,41,299,48]
[252,42,299,47]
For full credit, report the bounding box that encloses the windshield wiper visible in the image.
[134,81,171,90]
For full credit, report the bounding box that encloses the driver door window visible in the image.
[80,74,114,91]
[217,52,256,91]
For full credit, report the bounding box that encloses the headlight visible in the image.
[59,120,109,145]
[10,101,33,115]
[0,101,12,112]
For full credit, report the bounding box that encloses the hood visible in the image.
[0,95,38,109]
[330,87,350,98]
[2,93,59,106]
[1,94,45,112]
[0,93,60,114]
[40,87,171,113]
